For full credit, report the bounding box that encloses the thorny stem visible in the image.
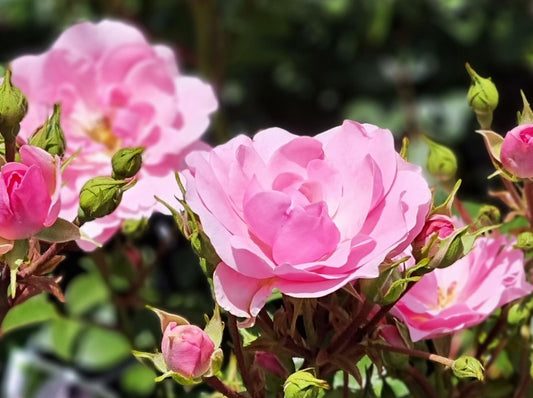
[453,197,473,226]
[327,298,374,356]
[0,264,11,330]
[523,180,533,224]
[4,138,16,163]
[372,342,454,368]
[343,371,349,398]
[227,314,260,398]
[204,376,248,398]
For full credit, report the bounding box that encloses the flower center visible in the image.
[437,281,457,309]
[85,117,121,154]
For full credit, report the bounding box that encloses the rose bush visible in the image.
[391,234,533,341]
[183,120,432,318]
[500,124,533,178]
[0,145,61,240]
[10,20,217,249]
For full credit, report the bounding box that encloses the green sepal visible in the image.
[34,217,81,243]
[518,90,533,125]
[204,304,224,349]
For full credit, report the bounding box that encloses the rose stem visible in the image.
[204,376,248,398]
[227,314,261,398]
[371,342,454,368]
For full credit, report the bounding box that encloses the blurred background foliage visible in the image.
[2,0,533,397]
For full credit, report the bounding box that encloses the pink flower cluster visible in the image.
[184,121,432,318]
[11,20,217,249]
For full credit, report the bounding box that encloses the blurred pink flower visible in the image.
[392,234,533,342]
[0,145,61,240]
[183,120,431,319]
[11,20,217,249]
[161,322,215,379]
[501,124,533,178]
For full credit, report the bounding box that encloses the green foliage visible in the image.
[1,293,57,334]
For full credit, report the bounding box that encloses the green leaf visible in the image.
[34,217,81,242]
[46,318,83,361]
[75,326,131,370]
[65,272,110,316]
[1,293,58,334]
[120,363,156,397]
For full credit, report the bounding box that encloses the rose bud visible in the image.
[29,103,66,157]
[111,147,143,179]
[412,214,455,258]
[161,322,215,379]
[500,124,533,178]
[0,69,28,143]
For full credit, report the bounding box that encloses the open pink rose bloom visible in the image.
[392,234,533,341]
[0,145,61,240]
[184,120,432,318]
[501,124,533,178]
[10,20,217,249]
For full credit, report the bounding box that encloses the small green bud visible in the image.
[507,303,530,325]
[283,369,329,398]
[28,103,66,156]
[465,63,498,129]
[452,356,484,381]
[425,137,457,182]
[0,69,28,142]
[121,217,149,238]
[111,147,143,179]
[78,177,134,222]
[515,232,533,251]
[475,205,501,227]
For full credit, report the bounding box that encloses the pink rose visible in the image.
[11,20,217,249]
[161,322,215,379]
[501,124,533,178]
[391,235,533,342]
[0,145,61,240]
[183,121,431,318]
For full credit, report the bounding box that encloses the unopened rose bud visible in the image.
[111,147,143,179]
[413,214,455,257]
[500,124,533,178]
[78,177,133,222]
[0,69,28,142]
[452,356,484,381]
[28,103,66,157]
[476,205,501,227]
[255,351,288,378]
[425,137,457,182]
[465,63,498,129]
[515,232,533,251]
[283,369,329,398]
[161,323,215,379]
